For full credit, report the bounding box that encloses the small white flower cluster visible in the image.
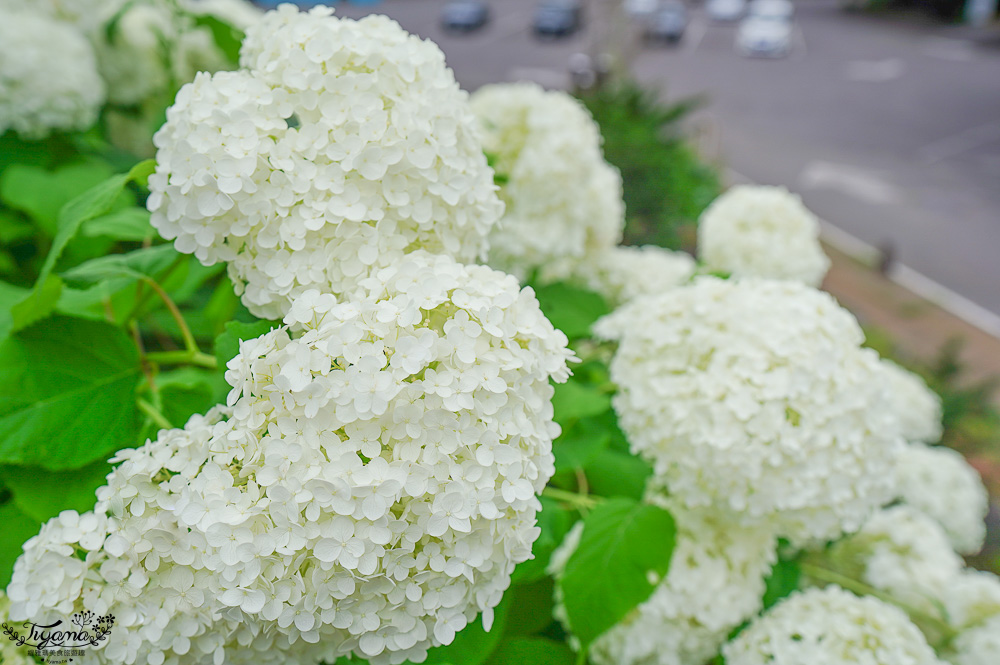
[148,5,503,319]
[893,442,988,555]
[551,502,777,665]
[0,590,35,665]
[9,253,573,665]
[825,505,963,613]
[469,82,625,281]
[878,359,943,443]
[543,245,696,307]
[595,277,900,544]
[722,586,945,665]
[697,185,830,287]
[0,9,105,138]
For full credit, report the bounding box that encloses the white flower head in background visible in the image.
[722,586,946,665]
[942,570,1000,633]
[10,253,573,665]
[550,501,777,665]
[893,441,988,554]
[0,9,105,139]
[823,505,963,615]
[544,244,696,308]
[595,277,901,545]
[878,358,944,443]
[470,82,625,281]
[949,614,1000,665]
[698,185,830,286]
[149,4,503,319]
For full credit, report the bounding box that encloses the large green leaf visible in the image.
[532,282,609,339]
[0,501,42,587]
[559,498,676,648]
[584,449,652,501]
[0,459,113,523]
[7,160,154,337]
[551,380,612,426]
[159,367,228,428]
[81,207,155,241]
[553,417,612,473]
[61,244,178,285]
[0,316,142,469]
[503,577,560,637]
[484,638,575,665]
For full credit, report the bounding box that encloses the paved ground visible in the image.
[338,0,1000,325]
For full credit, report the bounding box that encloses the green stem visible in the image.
[799,562,958,644]
[137,398,173,430]
[141,276,199,355]
[542,487,599,510]
[145,349,218,369]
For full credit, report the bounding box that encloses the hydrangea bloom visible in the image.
[942,570,1000,632]
[722,586,945,665]
[893,442,988,554]
[949,615,1000,665]
[0,9,105,138]
[0,590,36,665]
[697,185,830,287]
[878,359,943,443]
[595,277,900,544]
[10,253,572,665]
[823,505,963,614]
[149,5,503,319]
[469,82,624,280]
[550,504,777,665]
[543,245,696,307]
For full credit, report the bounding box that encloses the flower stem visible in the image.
[145,349,218,369]
[137,398,173,430]
[542,487,599,510]
[141,276,199,355]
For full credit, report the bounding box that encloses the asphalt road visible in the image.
[335,0,1000,322]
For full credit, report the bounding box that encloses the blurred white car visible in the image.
[747,0,794,19]
[736,16,792,56]
[707,0,746,21]
[625,0,660,18]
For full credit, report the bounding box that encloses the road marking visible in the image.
[916,120,1000,164]
[684,15,707,57]
[799,160,902,206]
[844,58,905,82]
[923,37,975,62]
[728,167,1000,339]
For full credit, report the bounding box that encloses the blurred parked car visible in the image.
[625,0,660,19]
[441,1,491,32]
[533,0,583,37]
[645,1,688,44]
[747,0,794,19]
[736,15,792,56]
[706,0,746,20]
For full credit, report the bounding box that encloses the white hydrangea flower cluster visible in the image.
[942,570,1000,632]
[595,277,900,544]
[543,245,696,307]
[9,253,573,665]
[550,503,777,665]
[0,9,105,139]
[697,185,830,287]
[0,590,36,665]
[950,615,1000,665]
[878,359,943,443]
[469,82,625,281]
[893,442,988,555]
[0,0,125,31]
[148,4,503,319]
[823,505,963,614]
[722,586,945,665]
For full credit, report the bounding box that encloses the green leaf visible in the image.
[512,496,575,585]
[81,207,154,241]
[583,449,652,501]
[762,558,801,610]
[0,316,142,469]
[0,459,113,523]
[553,417,612,473]
[0,501,41,587]
[0,162,116,235]
[7,161,154,336]
[159,367,227,428]
[192,14,245,63]
[533,282,609,339]
[214,319,282,369]
[503,577,560,637]
[484,637,576,665]
[559,497,676,648]
[0,209,34,244]
[552,380,612,426]
[61,244,177,285]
